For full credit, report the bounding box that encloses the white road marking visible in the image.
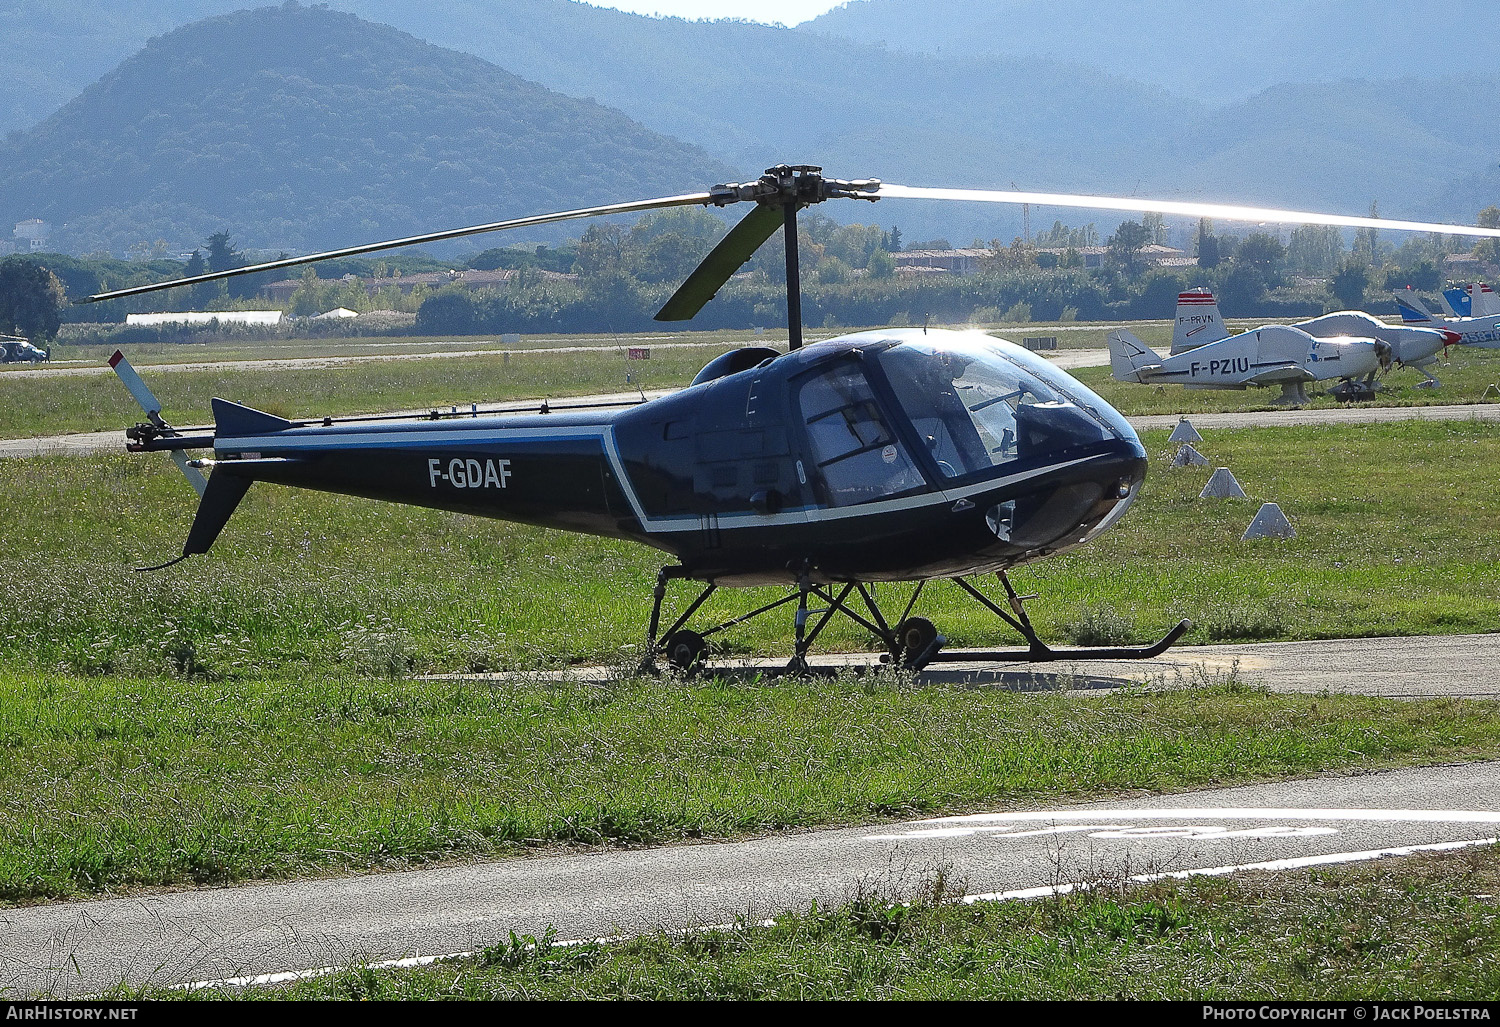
[177,826,1499,994]
[866,807,1500,841]
[963,836,1499,903]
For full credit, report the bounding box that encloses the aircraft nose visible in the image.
[1442,330,1462,346]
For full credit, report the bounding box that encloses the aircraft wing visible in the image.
[1245,364,1315,386]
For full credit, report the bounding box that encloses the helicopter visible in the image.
[88,165,1500,673]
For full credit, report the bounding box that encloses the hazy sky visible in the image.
[583,1,852,26]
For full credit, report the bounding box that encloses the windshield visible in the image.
[875,335,1117,480]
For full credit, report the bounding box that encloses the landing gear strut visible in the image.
[639,566,1190,675]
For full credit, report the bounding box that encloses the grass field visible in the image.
[170,845,1500,1000]
[5,673,1500,904]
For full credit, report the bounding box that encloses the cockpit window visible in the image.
[797,361,925,507]
[876,338,1112,479]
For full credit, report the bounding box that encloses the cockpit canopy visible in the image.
[619,328,1139,521]
[792,330,1134,505]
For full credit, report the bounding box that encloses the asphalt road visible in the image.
[5,760,1499,996]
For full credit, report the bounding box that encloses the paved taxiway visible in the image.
[5,760,1499,996]
[512,632,1500,701]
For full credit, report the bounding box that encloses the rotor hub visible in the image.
[708,165,881,208]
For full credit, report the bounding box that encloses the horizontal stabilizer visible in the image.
[1393,291,1433,324]
[1107,328,1162,382]
[212,397,297,437]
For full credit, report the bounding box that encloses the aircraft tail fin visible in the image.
[1170,288,1229,353]
[1108,328,1162,383]
[1393,289,1435,324]
[1470,283,1500,317]
[1441,287,1469,317]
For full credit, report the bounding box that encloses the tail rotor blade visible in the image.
[110,349,211,496]
[108,350,166,426]
[655,204,785,322]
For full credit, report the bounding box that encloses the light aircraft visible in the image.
[86,165,1500,672]
[1395,286,1500,347]
[1109,289,1388,404]
[1439,283,1498,319]
[0,335,49,363]
[1134,288,1456,394]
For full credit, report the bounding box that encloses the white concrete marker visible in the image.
[1168,418,1203,444]
[1243,502,1295,540]
[1200,467,1247,499]
[1169,443,1210,467]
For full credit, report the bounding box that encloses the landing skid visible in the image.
[640,567,1190,675]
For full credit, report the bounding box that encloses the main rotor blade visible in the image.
[82,191,718,303]
[876,184,1500,239]
[655,203,785,322]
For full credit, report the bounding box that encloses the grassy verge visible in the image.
[34,320,1110,369]
[0,347,714,439]
[4,673,1500,904]
[150,845,1500,999]
[11,322,1497,440]
[0,419,1495,679]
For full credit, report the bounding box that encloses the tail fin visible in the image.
[1441,286,1469,317]
[1470,283,1499,317]
[1108,328,1163,383]
[1170,288,1228,354]
[148,398,293,570]
[1393,289,1434,324]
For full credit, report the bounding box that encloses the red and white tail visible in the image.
[1469,283,1499,317]
[1170,288,1228,354]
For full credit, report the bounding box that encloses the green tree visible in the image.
[573,224,628,279]
[1142,211,1168,246]
[1196,219,1221,269]
[1107,220,1150,272]
[866,249,895,280]
[1331,261,1370,309]
[1287,225,1343,275]
[0,259,67,340]
[1235,233,1287,283]
[415,290,477,334]
[1476,206,1500,263]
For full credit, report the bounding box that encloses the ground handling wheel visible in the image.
[895,616,944,671]
[663,629,708,673]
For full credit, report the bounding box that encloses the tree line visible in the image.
[3,205,1495,342]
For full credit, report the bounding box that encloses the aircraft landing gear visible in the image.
[639,566,1189,676]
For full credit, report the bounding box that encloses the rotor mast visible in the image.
[695,164,881,350]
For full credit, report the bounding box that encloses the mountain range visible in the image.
[0,5,729,254]
[0,0,1495,254]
